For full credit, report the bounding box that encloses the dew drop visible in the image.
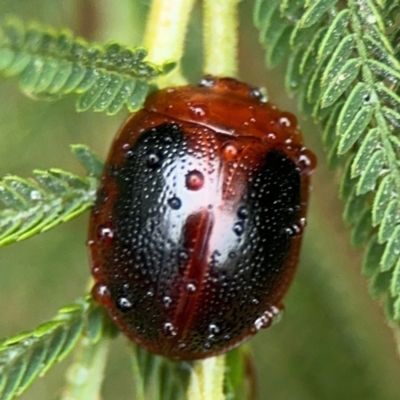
[124,149,134,159]
[233,222,244,236]
[199,76,216,87]
[185,281,197,294]
[208,323,220,338]
[163,296,172,308]
[162,322,177,338]
[254,314,270,330]
[147,152,161,167]
[263,132,277,143]
[253,307,281,331]
[203,342,212,350]
[97,224,114,245]
[178,250,189,261]
[228,251,237,259]
[190,104,207,118]
[222,142,238,161]
[168,196,182,210]
[237,205,249,219]
[30,190,41,200]
[186,170,204,191]
[298,149,317,173]
[278,112,297,128]
[91,282,109,304]
[116,296,133,312]
[250,87,267,103]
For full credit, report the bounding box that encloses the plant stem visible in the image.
[203,0,240,77]
[187,355,226,400]
[60,335,110,400]
[144,0,196,86]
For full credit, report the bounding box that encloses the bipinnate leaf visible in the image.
[0,17,175,115]
[254,0,400,322]
[0,145,102,247]
[0,297,106,400]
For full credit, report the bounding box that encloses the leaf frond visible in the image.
[0,297,106,400]
[254,0,400,321]
[0,17,175,114]
[0,145,102,247]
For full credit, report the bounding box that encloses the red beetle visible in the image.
[88,76,315,360]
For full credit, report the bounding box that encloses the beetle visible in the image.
[88,76,315,360]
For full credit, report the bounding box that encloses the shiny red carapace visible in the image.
[88,76,315,360]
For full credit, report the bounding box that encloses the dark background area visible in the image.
[1,1,400,399]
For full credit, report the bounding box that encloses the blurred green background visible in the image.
[1,1,400,399]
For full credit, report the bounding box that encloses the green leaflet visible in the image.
[337,105,372,154]
[351,128,380,178]
[321,34,355,86]
[0,17,174,115]
[317,9,350,63]
[300,0,338,28]
[320,58,360,108]
[356,150,385,194]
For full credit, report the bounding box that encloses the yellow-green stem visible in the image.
[203,0,240,77]
[187,355,226,400]
[144,0,196,86]
[60,335,110,400]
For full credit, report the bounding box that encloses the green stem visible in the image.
[203,0,240,77]
[60,335,110,400]
[144,0,197,86]
[187,355,226,400]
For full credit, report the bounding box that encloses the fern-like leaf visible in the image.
[0,297,106,400]
[254,0,400,322]
[0,144,102,247]
[0,18,175,114]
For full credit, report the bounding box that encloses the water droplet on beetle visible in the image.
[233,222,244,236]
[91,282,109,304]
[253,306,281,331]
[254,314,271,330]
[163,296,172,308]
[228,251,237,259]
[185,282,197,294]
[263,132,277,143]
[190,104,207,118]
[186,170,204,191]
[208,323,220,338]
[222,142,238,160]
[250,87,267,103]
[168,196,182,210]
[203,342,212,350]
[97,224,114,245]
[116,296,133,312]
[124,149,134,159]
[279,112,297,128]
[147,153,161,167]
[162,322,177,338]
[199,76,216,87]
[237,205,249,219]
[178,250,189,261]
[298,149,317,173]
